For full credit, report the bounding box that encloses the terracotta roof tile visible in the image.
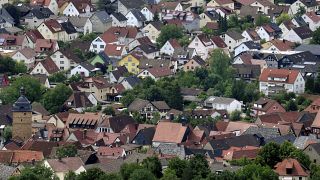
[152,122,187,144]
[46,157,84,172]
[275,158,308,177]
[259,68,300,84]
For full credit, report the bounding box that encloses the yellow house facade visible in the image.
[118,54,140,74]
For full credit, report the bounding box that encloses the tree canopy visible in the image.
[156,25,184,47]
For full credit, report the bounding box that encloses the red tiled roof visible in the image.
[26,29,44,43]
[104,44,125,57]
[211,36,227,48]
[305,11,320,23]
[145,67,173,78]
[168,39,181,49]
[153,122,187,144]
[275,158,308,177]
[97,147,124,157]
[0,150,44,164]
[269,39,295,51]
[205,22,219,30]
[259,68,300,84]
[101,27,138,44]
[35,39,57,53]
[43,19,63,33]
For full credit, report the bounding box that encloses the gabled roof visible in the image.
[21,140,59,157]
[274,158,308,177]
[168,39,181,49]
[304,11,320,23]
[25,7,53,19]
[259,68,300,84]
[78,61,96,71]
[119,0,146,9]
[128,9,146,21]
[0,150,44,164]
[243,126,280,139]
[132,127,156,145]
[211,36,227,48]
[269,39,295,51]
[102,115,135,133]
[300,0,317,7]
[69,0,93,13]
[43,19,63,33]
[204,96,238,105]
[295,44,320,56]
[121,76,141,87]
[60,21,77,34]
[60,49,82,63]
[111,12,127,21]
[148,21,163,31]
[34,58,60,74]
[26,29,44,43]
[0,8,15,25]
[292,26,312,39]
[46,157,84,172]
[111,66,128,80]
[144,67,173,78]
[104,44,125,57]
[65,91,93,108]
[207,134,262,150]
[93,10,111,23]
[153,122,187,144]
[15,47,36,59]
[242,41,261,49]
[226,30,244,40]
[244,28,261,41]
[191,56,206,66]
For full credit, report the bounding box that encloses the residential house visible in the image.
[72,77,111,101]
[11,47,37,69]
[96,115,135,133]
[37,19,78,42]
[137,67,173,81]
[259,68,305,96]
[64,91,95,112]
[25,29,44,49]
[128,36,153,51]
[125,9,146,27]
[152,122,189,147]
[128,98,171,119]
[90,11,112,33]
[30,74,51,88]
[292,16,308,27]
[183,56,206,71]
[24,7,54,29]
[279,20,296,37]
[249,0,274,14]
[251,98,286,117]
[283,26,313,44]
[303,143,320,164]
[104,44,127,59]
[44,157,86,180]
[232,64,261,81]
[120,76,140,90]
[223,30,244,52]
[0,8,15,28]
[312,110,320,136]
[68,16,92,34]
[70,61,96,77]
[160,39,181,56]
[132,126,156,146]
[62,0,94,17]
[0,150,44,165]
[0,34,28,50]
[50,49,82,70]
[274,158,309,180]
[30,0,59,15]
[289,0,319,16]
[188,34,214,60]
[264,39,295,52]
[234,41,261,56]
[118,0,146,15]
[158,1,184,12]
[118,53,143,74]
[207,0,234,10]
[302,11,320,31]
[30,58,60,76]
[110,12,127,27]
[132,43,159,59]
[141,22,162,42]
[203,96,243,113]
[256,23,282,41]
[241,28,261,43]
[141,5,160,22]
[35,39,59,53]
[199,11,219,28]
[109,66,129,83]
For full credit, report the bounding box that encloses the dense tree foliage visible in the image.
[156,25,184,47]
[56,144,77,159]
[276,13,291,25]
[312,27,320,44]
[49,71,67,83]
[0,56,27,75]
[255,14,271,26]
[0,76,45,104]
[272,92,311,111]
[9,164,57,180]
[3,126,12,142]
[256,141,311,168]
[42,83,72,113]
[236,163,278,180]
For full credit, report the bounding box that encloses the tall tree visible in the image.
[142,157,163,178]
[156,25,184,47]
[42,83,72,113]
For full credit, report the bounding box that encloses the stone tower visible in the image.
[12,87,32,141]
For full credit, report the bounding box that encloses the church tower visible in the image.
[12,87,32,141]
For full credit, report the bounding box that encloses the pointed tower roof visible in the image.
[12,87,32,112]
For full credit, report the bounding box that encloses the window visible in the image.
[60,55,63,58]
[93,44,97,48]
[100,45,104,48]
[60,61,64,64]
